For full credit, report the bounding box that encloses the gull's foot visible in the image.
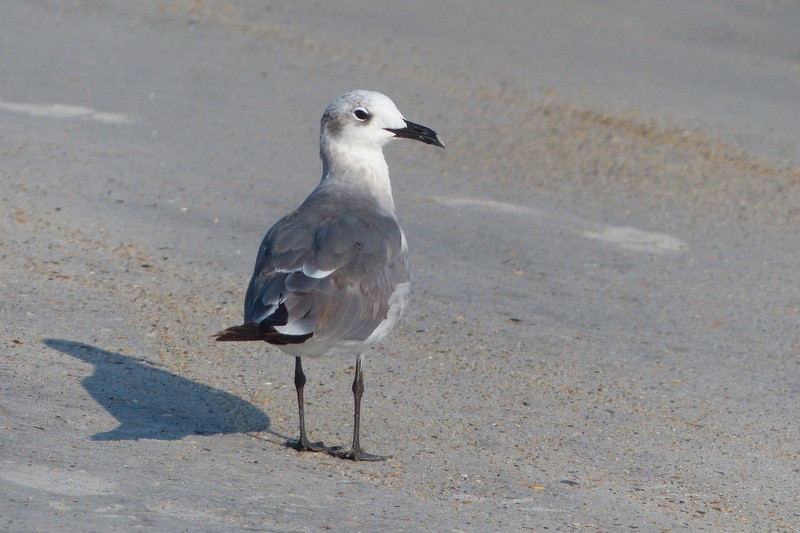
[327,446,392,462]
[288,437,326,453]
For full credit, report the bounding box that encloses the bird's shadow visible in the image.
[44,339,271,441]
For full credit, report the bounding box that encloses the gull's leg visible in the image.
[289,356,325,452]
[329,354,391,461]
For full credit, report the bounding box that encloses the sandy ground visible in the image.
[2,1,799,531]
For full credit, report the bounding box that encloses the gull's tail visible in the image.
[214,322,312,345]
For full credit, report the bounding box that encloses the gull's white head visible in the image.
[320,90,444,156]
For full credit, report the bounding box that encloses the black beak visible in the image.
[385,119,445,148]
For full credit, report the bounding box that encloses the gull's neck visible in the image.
[319,139,396,214]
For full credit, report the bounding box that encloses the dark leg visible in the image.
[289,356,325,453]
[329,354,391,461]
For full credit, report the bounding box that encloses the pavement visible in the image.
[1,1,799,531]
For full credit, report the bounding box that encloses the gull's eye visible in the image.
[353,108,369,121]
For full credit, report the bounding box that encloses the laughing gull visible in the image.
[216,90,443,461]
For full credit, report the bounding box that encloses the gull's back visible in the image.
[243,184,411,357]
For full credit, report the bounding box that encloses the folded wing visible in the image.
[216,196,410,347]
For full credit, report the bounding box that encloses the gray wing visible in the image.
[243,201,411,344]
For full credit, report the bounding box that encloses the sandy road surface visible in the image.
[2,1,799,531]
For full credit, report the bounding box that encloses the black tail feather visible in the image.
[214,321,312,345]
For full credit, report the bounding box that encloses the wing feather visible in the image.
[222,191,411,349]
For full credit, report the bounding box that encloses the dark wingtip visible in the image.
[214,322,265,342]
[214,322,313,344]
